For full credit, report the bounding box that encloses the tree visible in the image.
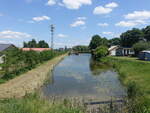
[38,40,49,48]
[93,46,108,60]
[72,45,89,52]
[89,35,108,50]
[109,38,121,46]
[143,25,150,41]
[120,28,144,47]
[133,42,150,56]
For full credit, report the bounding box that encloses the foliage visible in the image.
[0,94,84,113]
[23,39,49,48]
[92,46,108,60]
[89,35,108,50]
[0,48,65,81]
[120,28,144,47]
[143,25,150,41]
[132,41,150,56]
[109,38,121,46]
[72,45,90,53]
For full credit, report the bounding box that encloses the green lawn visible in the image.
[102,56,150,98]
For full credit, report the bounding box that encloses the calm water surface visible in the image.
[41,54,126,100]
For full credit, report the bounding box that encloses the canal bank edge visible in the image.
[0,54,67,99]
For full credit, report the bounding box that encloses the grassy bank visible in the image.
[0,94,84,113]
[101,56,150,97]
[100,56,150,112]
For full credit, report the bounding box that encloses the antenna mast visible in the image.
[50,24,55,49]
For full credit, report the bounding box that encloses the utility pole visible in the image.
[50,24,55,49]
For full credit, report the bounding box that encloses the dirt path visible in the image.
[0,54,67,99]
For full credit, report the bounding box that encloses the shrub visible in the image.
[132,42,150,56]
[93,46,108,60]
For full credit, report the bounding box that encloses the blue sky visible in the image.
[0,0,150,48]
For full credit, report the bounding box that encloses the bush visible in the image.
[93,46,108,60]
[132,42,150,56]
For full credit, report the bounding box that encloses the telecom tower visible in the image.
[50,24,55,49]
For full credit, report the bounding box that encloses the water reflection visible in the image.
[41,54,126,100]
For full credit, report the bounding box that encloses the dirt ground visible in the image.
[0,54,67,99]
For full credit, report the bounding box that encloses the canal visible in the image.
[41,54,126,101]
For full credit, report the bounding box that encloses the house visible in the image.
[139,51,150,61]
[21,48,51,52]
[0,44,16,63]
[108,45,134,56]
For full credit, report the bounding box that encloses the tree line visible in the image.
[23,39,49,48]
[89,25,150,58]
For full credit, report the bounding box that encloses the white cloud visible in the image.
[105,2,118,8]
[77,17,87,20]
[0,30,31,39]
[62,0,92,9]
[47,0,56,6]
[125,11,150,20]
[102,32,113,35]
[70,20,85,27]
[93,6,112,15]
[57,34,68,38]
[93,2,118,15]
[32,16,50,22]
[115,20,146,27]
[98,23,109,27]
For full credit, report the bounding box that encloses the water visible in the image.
[41,54,126,101]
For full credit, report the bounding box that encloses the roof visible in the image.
[141,50,150,54]
[108,46,119,51]
[22,48,51,52]
[0,44,14,52]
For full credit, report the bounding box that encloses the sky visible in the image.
[0,0,150,48]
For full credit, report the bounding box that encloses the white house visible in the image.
[108,45,134,56]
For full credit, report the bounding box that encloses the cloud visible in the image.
[93,6,112,15]
[102,32,113,35]
[98,23,109,27]
[125,11,150,20]
[77,17,87,20]
[47,0,56,6]
[93,2,118,15]
[62,0,92,9]
[32,16,50,22]
[70,17,86,27]
[57,34,68,38]
[0,30,31,39]
[70,20,85,27]
[115,20,146,27]
[105,2,118,8]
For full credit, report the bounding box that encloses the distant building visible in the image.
[21,48,51,52]
[108,45,134,56]
[0,44,16,63]
[139,51,150,61]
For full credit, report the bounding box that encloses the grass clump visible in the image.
[0,94,84,113]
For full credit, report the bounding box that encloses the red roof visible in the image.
[22,48,51,52]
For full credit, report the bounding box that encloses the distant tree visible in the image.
[109,38,121,46]
[38,40,49,48]
[23,39,49,48]
[73,45,89,52]
[89,35,108,50]
[133,42,150,56]
[120,28,144,47]
[143,25,150,41]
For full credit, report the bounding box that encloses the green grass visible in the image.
[101,56,150,98]
[0,94,84,113]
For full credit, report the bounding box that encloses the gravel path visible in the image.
[0,54,67,99]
